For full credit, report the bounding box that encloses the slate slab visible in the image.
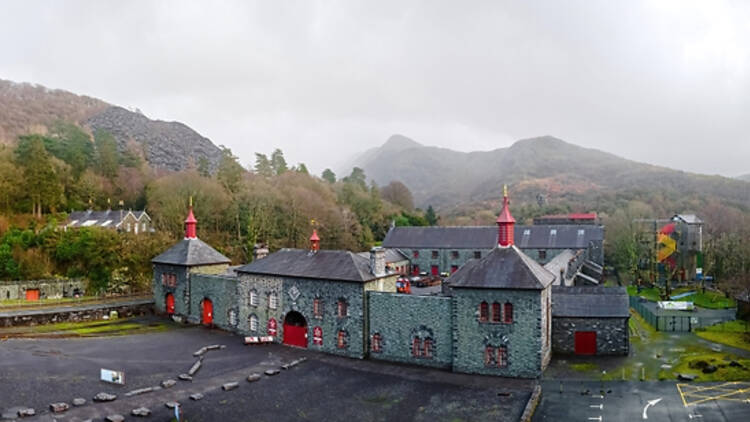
[93,392,117,402]
[131,407,151,417]
[222,382,239,391]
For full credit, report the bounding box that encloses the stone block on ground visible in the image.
[17,407,36,417]
[106,415,125,422]
[190,393,204,401]
[188,359,202,376]
[222,382,239,391]
[49,402,69,413]
[264,369,280,376]
[193,346,208,357]
[161,379,177,388]
[165,401,179,409]
[131,407,151,417]
[125,387,153,397]
[72,398,86,406]
[179,373,193,381]
[93,392,117,402]
[247,373,261,382]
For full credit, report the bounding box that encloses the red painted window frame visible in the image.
[313,298,322,318]
[337,330,347,349]
[337,299,348,318]
[491,302,501,323]
[313,326,323,345]
[412,337,420,357]
[503,303,513,324]
[372,333,382,352]
[422,338,433,358]
[484,346,494,366]
[497,346,508,367]
[479,302,489,322]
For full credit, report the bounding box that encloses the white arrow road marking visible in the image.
[590,404,604,409]
[588,417,602,422]
[593,395,605,399]
[688,414,703,419]
[642,398,662,419]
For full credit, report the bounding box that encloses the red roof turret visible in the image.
[496,185,515,247]
[185,197,197,239]
[310,229,320,252]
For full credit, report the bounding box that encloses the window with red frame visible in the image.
[503,303,513,324]
[313,326,323,345]
[337,330,347,349]
[413,250,419,258]
[337,299,348,318]
[491,302,501,323]
[422,338,433,359]
[479,302,489,322]
[484,346,494,366]
[267,318,277,336]
[313,298,322,318]
[412,337,420,357]
[497,345,508,367]
[371,333,382,352]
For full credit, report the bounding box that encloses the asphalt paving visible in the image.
[0,318,534,421]
[533,380,750,422]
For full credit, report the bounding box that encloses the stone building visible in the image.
[381,220,604,275]
[0,279,86,301]
[152,189,624,379]
[65,209,152,234]
[550,286,629,355]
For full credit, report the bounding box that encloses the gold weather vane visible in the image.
[503,184,508,197]
[189,196,193,207]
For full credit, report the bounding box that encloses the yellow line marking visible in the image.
[677,382,750,407]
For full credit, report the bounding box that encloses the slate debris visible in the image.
[677,373,697,381]
[106,414,125,422]
[93,392,117,402]
[161,379,177,388]
[125,387,154,397]
[17,408,36,417]
[72,398,86,406]
[264,369,280,376]
[179,373,193,381]
[49,402,70,413]
[188,359,202,376]
[165,401,179,409]
[131,407,151,417]
[190,393,204,401]
[247,373,262,382]
[222,382,239,391]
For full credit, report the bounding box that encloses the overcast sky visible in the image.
[1,0,748,177]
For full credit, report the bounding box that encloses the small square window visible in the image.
[431,250,439,259]
[413,250,419,258]
[249,290,258,307]
[451,250,459,259]
[371,333,382,353]
[313,298,323,318]
[337,330,347,349]
[538,250,547,260]
[337,299,348,318]
[474,251,481,259]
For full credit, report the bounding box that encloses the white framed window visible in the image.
[228,309,238,327]
[269,292,278,310]
[249,314,259,331]
[249,290,258,307]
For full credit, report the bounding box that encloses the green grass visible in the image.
[696,320,750,352]
[0,317,171,338]
[657,348,750,381]
[569,362,599,372]
[626,286,736,309]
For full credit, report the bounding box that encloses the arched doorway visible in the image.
[201,298,213,325]
[165,293,175,315]
[283,311,308,348]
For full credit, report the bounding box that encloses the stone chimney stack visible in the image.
[253,243,269,261]
[370,247,386,277]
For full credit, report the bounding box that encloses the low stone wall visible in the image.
[0,299,154,327]
[551,317,629,355]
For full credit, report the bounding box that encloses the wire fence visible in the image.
[629,296,736,332]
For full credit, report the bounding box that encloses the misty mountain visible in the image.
[0,79,222,172]
[737,174,750,182]
[349,135,750,211]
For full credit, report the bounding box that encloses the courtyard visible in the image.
[0,316,533,421]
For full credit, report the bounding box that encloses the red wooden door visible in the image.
[202,299,213,325]
[25,289,40,301]
[165,293,175,315]
[574,331,597,355]
[283,324,308,348]
[431,265,439,276]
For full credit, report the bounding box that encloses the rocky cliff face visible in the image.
[85,106,222,172]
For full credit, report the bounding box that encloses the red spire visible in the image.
[310,229,320,252]
[496,185,515,247]
[185,197,197,239]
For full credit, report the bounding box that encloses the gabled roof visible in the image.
[67,209,150,228]
[672,214,703,224]
[356,248,409,264]
[236,249,383,283]
[151,238,231,267]
[543,249,576,286]
[448,246,555,290]
[382,225,603,250]
[551,286,629,318]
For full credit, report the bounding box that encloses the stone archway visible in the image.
[283,311,308,348]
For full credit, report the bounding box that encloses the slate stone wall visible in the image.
[189,274,240,329]
[551,317,629,355]
[152,264,189,315]
[404,248,490,275]
[367,292,453,369]
[236,273,368,359]
[0,279,86,301]
[452,288,545,378]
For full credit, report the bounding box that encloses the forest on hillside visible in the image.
[0,122,431,292]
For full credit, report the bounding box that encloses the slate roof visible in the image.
[448,246,555,290]
[236,249,384,283]
[673,214,703,224]
[356,248,410,264]
[382,225,603,250]
[151,238,231,266]
[551,286,630,318]
[66,210,150,228]
[543,249,576,286]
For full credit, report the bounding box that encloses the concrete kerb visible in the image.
[520,384,542,422]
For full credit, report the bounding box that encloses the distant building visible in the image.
[671,214,704,281]
[534,213,599,225]
[357,248,410,275]
[65,209,152,234]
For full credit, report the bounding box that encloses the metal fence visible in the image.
[629,296,735,332]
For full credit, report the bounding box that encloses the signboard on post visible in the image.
[100,368,125,385]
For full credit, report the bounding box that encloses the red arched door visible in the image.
[283,311,308,348]
[165,293,175,315]
[202,298,213,325]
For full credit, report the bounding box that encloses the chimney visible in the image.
[496,184,515,248]
[185,197,197,239]
[253,243,269,260]
[310,229,320,252]
[370,246,386,277]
